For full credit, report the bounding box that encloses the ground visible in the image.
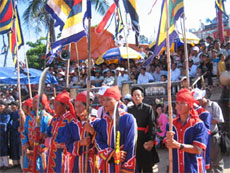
[1,148,229,173]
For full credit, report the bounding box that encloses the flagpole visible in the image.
[182,15,190,87]
[74,42,80,80]
[165,0,173,172]
[124,13,130,77]
[85,0,91,172]
[65,44,71,88]
[24,45,32,98]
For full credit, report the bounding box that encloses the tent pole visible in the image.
[165,0,173,172]
[182,14,190,87]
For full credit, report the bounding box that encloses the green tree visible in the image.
[26,37,46,69]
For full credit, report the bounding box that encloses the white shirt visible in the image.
[103,76,115,86]
[137,72,154,84]
[117,74,129,87]
[171,68,181,81]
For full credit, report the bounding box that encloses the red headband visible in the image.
[76,91,87,104]
[55,91,75,117]
[103,85,121,101]
[23,98,33,108]
[34,94,53,114]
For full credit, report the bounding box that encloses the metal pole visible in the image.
[165,0,173,172]
[182,15,190,87]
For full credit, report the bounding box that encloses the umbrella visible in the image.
[96,47,143,65]
[0,67,58,85]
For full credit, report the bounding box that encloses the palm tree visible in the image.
[20,0,110,45]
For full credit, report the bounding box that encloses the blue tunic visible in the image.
[64,116,99,173]
[46,111,75,173]
[21,110,52,172]
[0,111,10,156]
[95,110,137,173]
[9,111,21,160]
[196,106,212,170]
[167,116,209,173]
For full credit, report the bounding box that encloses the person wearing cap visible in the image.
[96,86,109,119]
[9,101,21,168]
[46,91,76,172]
[192,88,224,173]
[123,94,133,107]
[64,91,98,172]
[165,88,208,173]
[95,86,137,172]
[192,46,202,65]
[117,67,129,87]
[199,53,213,86]
[192,88,212,170]
[211,49,220,77]
[180,76,189,89]
[0,100,10,170]
[128,86,159,172]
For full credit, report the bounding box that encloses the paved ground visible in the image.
[1,148,229,173]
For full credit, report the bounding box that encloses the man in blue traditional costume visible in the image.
[165,88,209,173]
[0,100,10,170]
[9,101,21,168]
[95,86,137,173]
[46,90,76,172]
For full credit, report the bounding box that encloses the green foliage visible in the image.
[26,37,46,69]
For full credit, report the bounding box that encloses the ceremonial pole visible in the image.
[85,0,91,172]
[24,46,32,98]
[182,14,190,87]
[124,13,130,77]
[65,44,71,88]
[165,0,173,172]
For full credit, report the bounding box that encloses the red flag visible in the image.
[96,3,116,33]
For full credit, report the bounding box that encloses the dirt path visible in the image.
[1,149,229,173]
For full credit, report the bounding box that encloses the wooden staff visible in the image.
[182,14,190,87]
[85,0,92,172]
[165,0,173,172]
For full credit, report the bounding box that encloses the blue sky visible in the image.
[1,0,230,67]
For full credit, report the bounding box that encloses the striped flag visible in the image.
[122,0,140,45]
[96,3,116,33]
[46,0,86,64]
[8,7,24,65]
[115,6,124,38]
[143,0,184,66]
[215,0,229,18]
[0,0,14,34]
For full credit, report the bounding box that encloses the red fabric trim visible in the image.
[193,141,206,150]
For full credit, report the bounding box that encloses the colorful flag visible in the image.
[46,0,86,64]
[115,7,124,38]
[143,0,184,66]
[122,0,140,45]
[0,0,14,34]
[215,0,228,18]
[96,2,116,33]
